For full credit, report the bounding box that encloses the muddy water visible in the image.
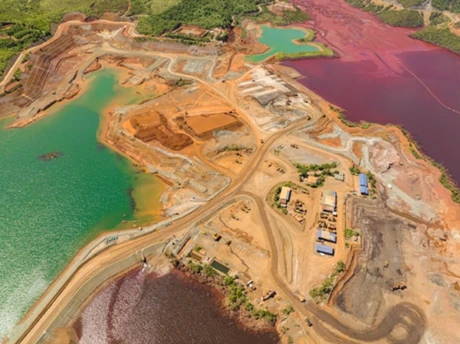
[284,0,460,183]
[74,269,280,344]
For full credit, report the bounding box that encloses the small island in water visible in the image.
[38,152,63,161]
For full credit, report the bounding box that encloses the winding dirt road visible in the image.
[242,191,426,344]
[8,17,427,344]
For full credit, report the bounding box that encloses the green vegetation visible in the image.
[309,261,345,302]
[203,264,218,277]
[0,0,129,77]
[138,0,271,36]
[378,8,424,27]
[398,0,424,8]
[194,245,202,252]
[218,145,251,153]
[335,260,346,273]
[329,105,357,127]
[13,68,22,82]
[366,170,376,189]
[188,260,203,273]
[398,125,460,204]
[175,78,193,87]
[430,160,460,203]
[429,11,450,26]
[409,143,423,160]
[275,45,335,61]
[165,32,211,45]
[150,0,182,15]
[344,0,423,27]
[411,27,460,54]
[224,275,277,323]
[294,162,338,188]
[345,228,360,240]
[360,121,372,129]
[283,305,294,315]
[349,165,361,176]
[432,0,460,13]
[296,29,315,42]
[249,5,310,26]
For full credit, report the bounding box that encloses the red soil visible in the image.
[293,0,433,70]
[285,0,460,182]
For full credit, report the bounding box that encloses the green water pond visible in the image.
[246,25,319,62]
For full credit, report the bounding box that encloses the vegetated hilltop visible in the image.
[412,24,460,54]
[344,0,424,27]
[137,0,270,36]
[344,0,460,54]
[136,0,309,36]
[0,0,130,77]
[0,0,311,79]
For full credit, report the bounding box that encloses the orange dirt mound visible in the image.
[131,111,193,151]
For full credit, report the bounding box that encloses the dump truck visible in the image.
[391,282,407,291]
[262,290,276,301]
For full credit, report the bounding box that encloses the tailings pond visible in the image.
[0,69,163,340]
[247,25,318,62]
[73,269,279,344]
[286,0,460,183]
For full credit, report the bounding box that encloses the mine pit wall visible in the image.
[35,242,167,344]
[193,121,243,141]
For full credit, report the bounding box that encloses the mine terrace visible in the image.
[1,5,460,344]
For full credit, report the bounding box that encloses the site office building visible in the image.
[279,186,292,208]
[321,190,337,213]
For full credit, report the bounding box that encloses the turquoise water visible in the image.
[0,69,159,340]
[246,25,319,62]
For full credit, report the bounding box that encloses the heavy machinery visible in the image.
[391,282,407,291]
[262,290,276,301]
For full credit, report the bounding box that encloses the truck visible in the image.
[262,290,276,301]
[304,317,313,327]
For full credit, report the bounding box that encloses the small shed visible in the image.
[317,229,337,243]
[315,243,334,256]
[279,186,292,207]
[359,173,368,187]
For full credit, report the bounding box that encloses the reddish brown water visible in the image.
[285,0,460,182]
[74,268,279,344]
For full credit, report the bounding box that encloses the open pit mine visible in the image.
[1,3,460,344]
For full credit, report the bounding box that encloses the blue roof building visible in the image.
[359,173,368,187]
[315,243,334,256]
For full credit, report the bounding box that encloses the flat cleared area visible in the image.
[186,114,240,135]
[336,198,408,324]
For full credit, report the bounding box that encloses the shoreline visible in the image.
[170,258,278,332]
[1,68,169,343]
[246,23,335,63]
[4,11,460,344]
[305,75,460,206]
[65,264,278,343]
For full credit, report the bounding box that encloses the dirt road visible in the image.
[242,191,426,344]
[8,19,427,344]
